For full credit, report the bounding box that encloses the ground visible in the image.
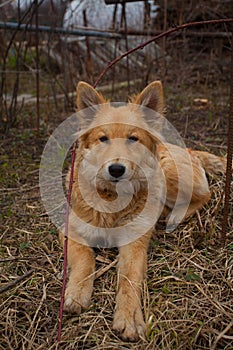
[0,77,233,350]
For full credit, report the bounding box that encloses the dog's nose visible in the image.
[108,163,126,178]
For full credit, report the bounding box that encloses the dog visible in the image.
[60,81,228,341]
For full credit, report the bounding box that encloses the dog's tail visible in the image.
[188,149,231,175]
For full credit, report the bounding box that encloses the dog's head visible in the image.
[76,81,165,192]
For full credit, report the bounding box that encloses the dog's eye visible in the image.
[99,136,109,143]
[128,136,139,142]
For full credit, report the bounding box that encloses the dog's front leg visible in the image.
[113,231,152,341]
[60,234,95,314]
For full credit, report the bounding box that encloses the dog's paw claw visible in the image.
[64,295,83,314]
[63,283,93,314]
[166,213,180,232]
[166,223,177,233]
[113,309,146,342]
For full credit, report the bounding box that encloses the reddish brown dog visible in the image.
[60,81,227,341]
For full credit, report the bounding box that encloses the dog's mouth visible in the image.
[109,175,129,184]
[94,162,137,187]
[110,179,120,183]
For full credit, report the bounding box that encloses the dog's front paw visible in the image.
[113,306,146,342]
[64,280,93,314]
[166,213,180,233]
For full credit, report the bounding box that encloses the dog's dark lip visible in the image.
[109,176,131,183]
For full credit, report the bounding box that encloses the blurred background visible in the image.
[0,0,232,133]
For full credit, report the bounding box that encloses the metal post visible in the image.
[221,33,233,242]
[35,0,40,135]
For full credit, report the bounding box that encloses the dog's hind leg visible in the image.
[189,150,229,175]
[60,233,95,314]
[113,230,152,341]
[166,192,210,232]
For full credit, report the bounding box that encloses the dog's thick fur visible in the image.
[60,81,228,341]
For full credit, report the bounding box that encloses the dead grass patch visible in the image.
[0,87,232,350]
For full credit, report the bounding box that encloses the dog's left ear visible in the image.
[133,81,164,115]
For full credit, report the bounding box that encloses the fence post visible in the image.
[221,33,233,242]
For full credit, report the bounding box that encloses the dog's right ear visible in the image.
[77,82,105,110]
[133,81,164,115]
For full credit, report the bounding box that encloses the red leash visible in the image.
[57,140,78,343]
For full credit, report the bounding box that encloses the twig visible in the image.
[196,210,205,234]
[195,283,230,317]
[212,321,233,350]
[25,280,47,348]
[121,1,131,94]
[118,29,232,38]
[93,18,233,88]
[83,9,94,85]
[0,269,35,294]
[95,259,118,279]
[0,0,15,8]
[57,140,78,344]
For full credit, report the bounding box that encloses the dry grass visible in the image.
[0,84,233,350]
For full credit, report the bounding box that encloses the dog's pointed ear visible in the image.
[77,82,105,110]
[133,81,164,115]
